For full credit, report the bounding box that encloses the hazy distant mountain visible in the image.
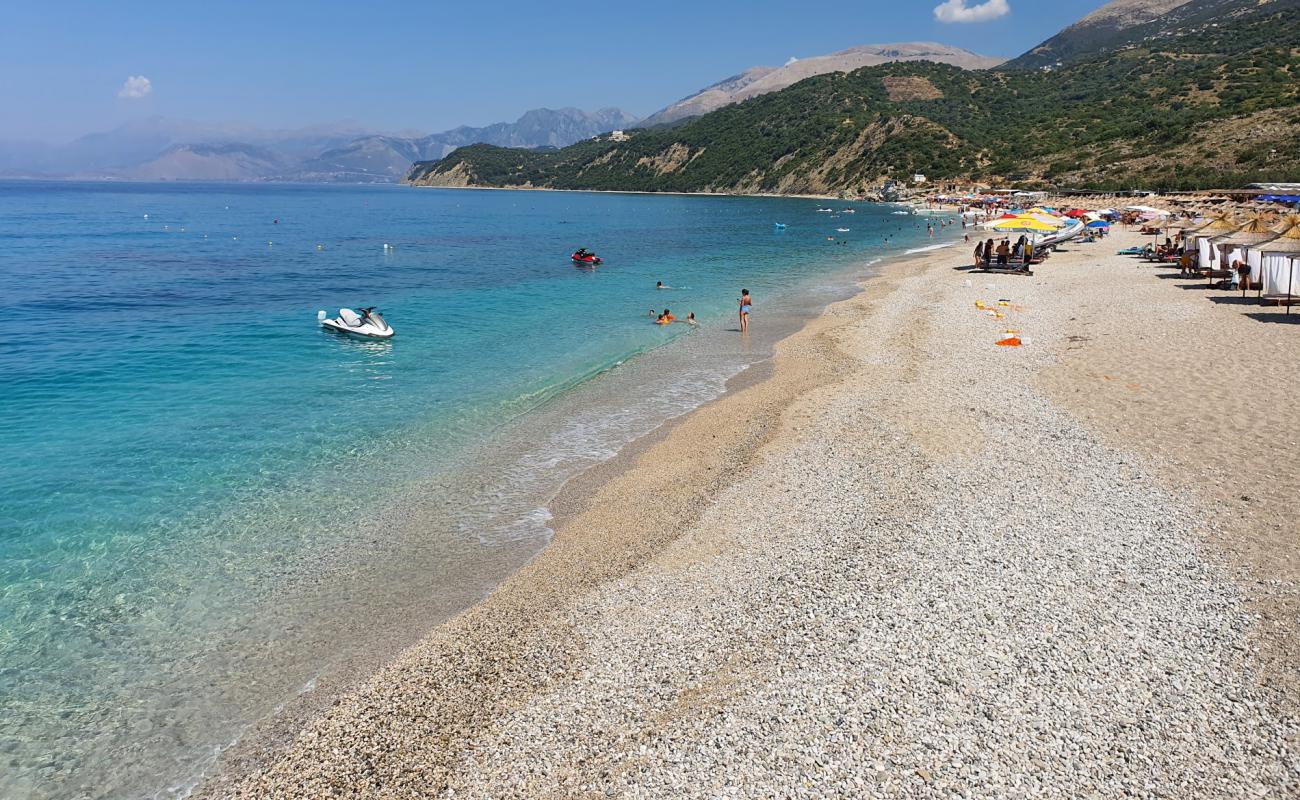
[126,143,289,182]
[0,116,372,178]
[283,107,639,182]
[0,108,639,183]
[1005,0,1198,69]
[640,43,1004,127]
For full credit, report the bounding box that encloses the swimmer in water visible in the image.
[686,312,697,326]
[656,281,669,290]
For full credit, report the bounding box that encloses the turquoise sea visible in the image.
[0,181,956,798]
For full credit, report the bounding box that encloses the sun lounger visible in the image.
[1260,294,1300,306]
[973,267,1034,276]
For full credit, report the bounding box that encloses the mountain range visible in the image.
[408,0,1300,192]
[0,108,640,183]
[641,43,1005,127]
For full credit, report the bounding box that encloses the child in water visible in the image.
[738,289,752,333]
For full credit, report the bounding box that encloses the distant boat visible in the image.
[774,222,787,229]
[836,228,850,232]
[816,208,834,213]
[841,209,856,214]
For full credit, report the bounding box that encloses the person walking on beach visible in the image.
[738,289,752,333]
[974,240,985,268]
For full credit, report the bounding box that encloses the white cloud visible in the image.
[117,75,153,99]
[933,0,1010,23]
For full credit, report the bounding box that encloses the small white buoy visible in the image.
[180,227,185,232]
[233,237,239,241]
[316,244,323,251]
[268,241,273,246]
[143,213,149,219]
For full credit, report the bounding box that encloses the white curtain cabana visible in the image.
[1251,219,1300,308]
[1211,217,1280,286]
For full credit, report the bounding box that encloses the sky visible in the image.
[0,0,1111,142]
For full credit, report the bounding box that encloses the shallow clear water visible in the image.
[0,181,954,798]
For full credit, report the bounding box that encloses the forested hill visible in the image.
[407,0,1300,192]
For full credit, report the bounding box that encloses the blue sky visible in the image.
[0,0,1109,142]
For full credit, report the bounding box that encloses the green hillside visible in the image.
[408,0,1300,192]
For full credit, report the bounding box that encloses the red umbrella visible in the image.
[1065,209,1089,218]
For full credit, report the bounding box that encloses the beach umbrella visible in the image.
[1065,209,1089,218]
[1023,213,1067,227]
[1086,220,1110,228]
[990,217,1057,233]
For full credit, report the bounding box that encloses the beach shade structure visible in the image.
[1086,220,1111,228]
[1252,220,1300,312]
[990,217,1058,233]
[1065,209,1090,218]
[1212,216,1280,292]
[1023,213,1068,228]
[1187,214,1241,266]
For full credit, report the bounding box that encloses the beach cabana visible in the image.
[1212,217,1281,289]
[1187,214,1240,268]
[1252,221,1300,310]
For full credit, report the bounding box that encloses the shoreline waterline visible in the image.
[191,236,956,796]
[192,234,961,796]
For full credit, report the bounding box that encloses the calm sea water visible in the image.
[0,181,954,798]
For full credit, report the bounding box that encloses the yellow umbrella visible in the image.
[1023,213,1067,227]
[990,217,1057,232]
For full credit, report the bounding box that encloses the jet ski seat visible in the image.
[339,308,363,327]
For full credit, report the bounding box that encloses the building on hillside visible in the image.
[609,130,630,142]
[913,174,927,185]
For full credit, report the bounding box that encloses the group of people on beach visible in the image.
[973,236,1033,270]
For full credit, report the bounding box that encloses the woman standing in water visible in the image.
[738,288,752,333]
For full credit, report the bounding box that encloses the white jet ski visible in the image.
[318,307,394,339]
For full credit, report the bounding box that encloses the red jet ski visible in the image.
[571,248,603,266]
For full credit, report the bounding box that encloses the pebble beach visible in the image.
[206,226,1300,799]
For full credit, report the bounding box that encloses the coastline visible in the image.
[205,226,1300,797]
[403,182,856,202]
